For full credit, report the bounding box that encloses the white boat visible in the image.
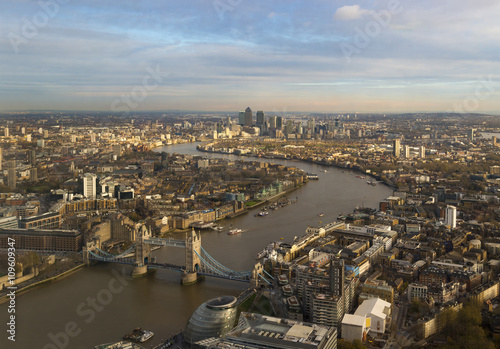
[255,250,267,259]
[227,228,242,235]
[258,211,269,216]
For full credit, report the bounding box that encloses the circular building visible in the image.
[184,295,238,345]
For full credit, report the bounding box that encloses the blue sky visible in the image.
[0,0,499,113]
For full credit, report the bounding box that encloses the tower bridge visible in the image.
[83,226,271,287]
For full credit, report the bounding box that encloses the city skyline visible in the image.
[1,0,499,113]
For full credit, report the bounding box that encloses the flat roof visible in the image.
[342,314,366,327]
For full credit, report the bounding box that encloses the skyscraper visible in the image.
[244,107,252,126]
[268,116,277,128]
[7,160,16,189]
[393,138,401,158]
[238,111,245,125]
[256,111,264,126]
[29,149,36,166]
[4,127,9,137]
[330,258,345,298]
[445,205,457,229]
[0,148,2,171]
[82,173,97,198]
[276,116,283,129]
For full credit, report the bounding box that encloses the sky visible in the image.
[0,0,499,114]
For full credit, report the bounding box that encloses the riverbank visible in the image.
[196,145,397,190]
[0,263,86,305]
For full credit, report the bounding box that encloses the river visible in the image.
[0,142,393,349]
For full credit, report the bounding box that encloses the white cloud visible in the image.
[333,5,368,21]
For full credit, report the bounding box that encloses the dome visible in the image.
[184,296,238,345]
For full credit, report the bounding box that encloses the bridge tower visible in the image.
[132,225,152,277]
[250,262,265,288]
[182,228,201,285]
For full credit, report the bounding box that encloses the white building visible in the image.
[342,314,369,342]
[354,298,391,336]
[445,205,457,229]
[82,173,97,198]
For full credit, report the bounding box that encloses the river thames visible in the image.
[1,142,393,349]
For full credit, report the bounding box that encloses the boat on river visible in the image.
[123,328,154,343]
[227,228,242,235]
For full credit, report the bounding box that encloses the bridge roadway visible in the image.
[143,237,186,248]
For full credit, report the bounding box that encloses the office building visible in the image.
[269,115,277,128]
[194,312,338,349]
[256,110,264,126]
[238,111,245,125]
[4,127,9,137]
[0,216,18,230]
[393,139,401,158]
[184,295,238,345]
[244,107,253,126]
[445,205,457,229]
[82,173,97,198]
[276,116,283,129]
[0,228,82,252]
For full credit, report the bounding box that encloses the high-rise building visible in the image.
[30,149,36,165]
[404,145,410,158]
[445,205,457,229]
[330,258,345,298]
[26,134,31,142]
[4,127,9,137]
[82,173,97,198]
[269,116,277,128]
[468,128,475,141]
[393,139,401,158]
[244,107,252,126]
[7,160,16,189]
[238,111,245,125]
[256,110,264,126]
[90,133,96,143]
[30,167,38,182]
[43,130,49,138]
[276,116,283,129]
[0,148,2,171]
[419,146,425,159]
[21,127,25,135]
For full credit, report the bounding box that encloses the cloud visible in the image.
[333,5,368,21]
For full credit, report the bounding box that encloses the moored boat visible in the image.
[123,328,154,343]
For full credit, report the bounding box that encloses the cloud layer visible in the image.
[0,0,499,113]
